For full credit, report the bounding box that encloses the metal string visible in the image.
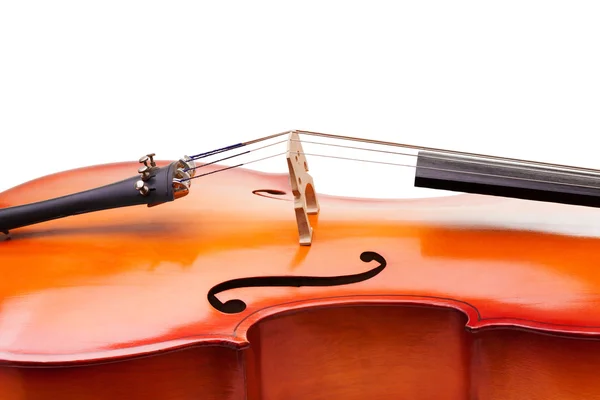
[184,131,600,191]
[299,152,600,191]
[289,139,600,181]
[182,152,600,195]
[189,130,600,175]
[185,139,288,172]
[189,152,286,179]
[187,130,292,161]
[189,143,244,160]
[187,149,600,192]
[295,130,600,174]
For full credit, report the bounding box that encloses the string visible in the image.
[300,152,600,191]
[184,131,600,191]
[189,143,244,160]
[183,148,600,192]
[185,139,288,172]
[186,152,286,179]
[187,150,251,171]
[187,130,292,161]
[189,130,600,176]
[295,130,600,174]
[289,139,600,181]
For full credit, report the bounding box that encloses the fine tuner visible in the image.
[134,153,195,199]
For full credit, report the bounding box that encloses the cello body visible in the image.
[2,159,600,399]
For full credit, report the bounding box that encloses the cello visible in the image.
[1,130,600,399]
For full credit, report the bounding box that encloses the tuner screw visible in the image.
[139,153,156,168]
[135,180,150,196]
[138,165,152,181]
[177,155,196,178]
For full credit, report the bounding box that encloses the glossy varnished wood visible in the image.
[3,161,600,398]
[0,346,244,400]
[471,329,600,400]
[4,304,599,399]
[244,305,470,400]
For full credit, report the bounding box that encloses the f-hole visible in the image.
[252,189,289,201]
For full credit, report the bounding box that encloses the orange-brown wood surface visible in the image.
[2,161,600,398]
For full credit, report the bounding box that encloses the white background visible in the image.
[0,1,598,198]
